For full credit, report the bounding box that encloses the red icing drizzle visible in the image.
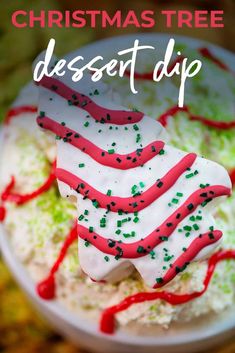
[5,105,37,125]
[100,249,235,334]
[199,47,230,72]
[77,185,230,264]
[229,169,235,188]
[158,105,235,130]
[37,222,77,300]
[1,162,56,206]
[56,153,197,213]
[37,115,165,170]
[37,76,144,125]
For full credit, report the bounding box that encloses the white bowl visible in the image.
[1,33,235,353]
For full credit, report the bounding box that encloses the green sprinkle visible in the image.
[78,215,84,221]
[136,133,141,143]
[84,241,90,247]
[133,124,139,131]
[164,255,174,262]
[155,277,163,284]
[108,149,115,154]
[172,198,179,204]
[133,217,139,223]
[159,149,165,155]
[115,229,121,235]
[78,163,85,168]
[176,192,183,197]
[139,181,145,188]
[104,256,109,262]
[160,236,168,241]
[137,246,145,253]
[193,224,199,231]
[89,226,93,233]
[183,226,192,231]
[92,200,99,208]
[100,218,106,227]
[186,173,194,179]
[106,189,112,196]
[84,210,89,215]
[117,220,122,227]
[189,216,196,221]
[84,121,89,127]
[123,232,135,238]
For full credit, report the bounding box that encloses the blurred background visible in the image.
[0,0,234,352]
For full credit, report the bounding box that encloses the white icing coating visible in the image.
[37,73,231,288]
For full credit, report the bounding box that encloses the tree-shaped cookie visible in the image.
[36,71,231,288]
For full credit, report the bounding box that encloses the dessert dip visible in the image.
[0,37,235,335]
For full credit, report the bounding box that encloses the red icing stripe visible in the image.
[77,185,230,259]
[100,249,235,334]
[153,230,222,288]
[37,115,165,170]
[56,153,197,213]
[37,222,77,300]
[37,76,144,125]
[4,106,37,125]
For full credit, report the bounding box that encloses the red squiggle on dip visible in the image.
[1,161,56,205]
[157,105,235,130]
[5,106,37,125]
[0,162,56,221]
[37,222,77,300]
[199,47,230,72]
[100,249,235,334]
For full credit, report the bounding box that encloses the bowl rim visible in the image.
[1,32,235,347]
